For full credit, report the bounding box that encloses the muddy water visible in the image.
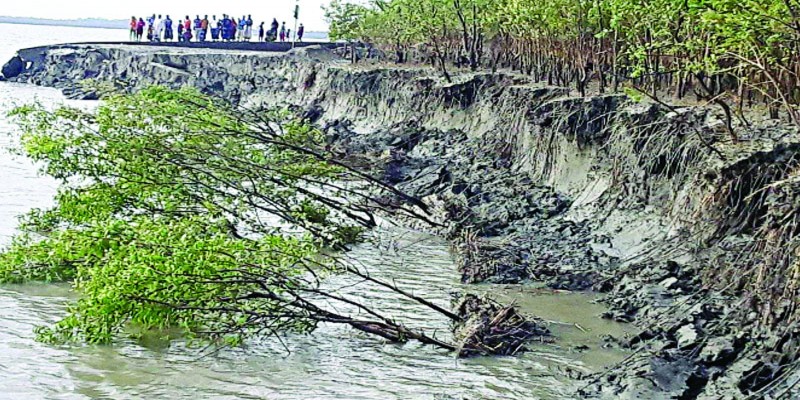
[0,79,636,400]
[0,233,634,400]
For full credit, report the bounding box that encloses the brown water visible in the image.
[0,230,635,400]
[0,37,636,399]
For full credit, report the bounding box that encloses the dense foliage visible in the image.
[10,87,363,242]
[0,87,448,348]
[326,0,800,124]
[32,217,320,345]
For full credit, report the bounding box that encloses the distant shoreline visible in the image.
[0,18,329,39]
[0,21,126,30]
[0,18,127,30]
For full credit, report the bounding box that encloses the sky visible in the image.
[0,0,331,31]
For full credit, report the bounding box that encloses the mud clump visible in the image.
[1,55,24,80]
[328,120,615,287]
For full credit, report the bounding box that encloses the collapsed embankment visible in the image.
[6,44,800,398]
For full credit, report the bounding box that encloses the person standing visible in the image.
[210,15,218,41]
[270,18,279,42]
[193,16,202,42]
[297,23,304,42]
[164,16,174,41]
[279,22,286,42]
[155,15,165,42]
[211,16,220,41]
[136,18,146,42]
[237,16,245,41]
[201,15,209,42]
[130,17,138,41]
[258,22,265,42]
[147,14,156,41]
[184,16,193,42]
[244,15,253,42]
[177,18,184,42]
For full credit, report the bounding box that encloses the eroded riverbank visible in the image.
[5,43,800,398]
[0,82,632,398]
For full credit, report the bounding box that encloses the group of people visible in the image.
[129,15,305,43]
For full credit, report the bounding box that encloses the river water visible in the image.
[0,23,635,399]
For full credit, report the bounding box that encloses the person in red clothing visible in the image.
[130,17,137,41]
[200,15,209,42]
[183,17,192,42]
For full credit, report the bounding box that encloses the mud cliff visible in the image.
[7,44,800,399]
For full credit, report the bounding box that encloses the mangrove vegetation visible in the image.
[0,86,543,355]
[325,0,800,127]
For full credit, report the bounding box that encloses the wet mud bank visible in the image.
[8,44,800,398]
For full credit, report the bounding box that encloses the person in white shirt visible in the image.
[244,15,253,41]
[155,15,165,42]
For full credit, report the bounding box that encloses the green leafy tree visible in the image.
[325,0,370,42]
[0,86,466,351]
[327,0,800,126]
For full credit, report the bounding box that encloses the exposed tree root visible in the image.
[453,294,551,357]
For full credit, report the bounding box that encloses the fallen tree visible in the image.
[0,86,547,355]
